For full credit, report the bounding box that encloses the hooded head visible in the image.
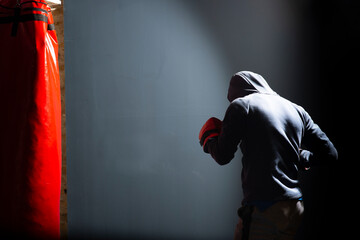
[227,71,276,102]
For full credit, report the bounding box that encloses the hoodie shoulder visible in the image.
[290,102,312,127]
[228,97,250,115]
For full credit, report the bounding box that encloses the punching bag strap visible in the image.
[0,0,54,36]
[11,1,21,36]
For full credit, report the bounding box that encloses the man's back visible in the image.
[205,71,338,203]
[237,93,305,202]
[200,71,338,239]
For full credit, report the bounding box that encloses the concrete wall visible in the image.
[64,0,310,239]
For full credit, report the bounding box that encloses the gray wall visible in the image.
[64,0,307,239]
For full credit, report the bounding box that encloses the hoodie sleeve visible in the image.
[300,109,338,167]
[206,100,247,165]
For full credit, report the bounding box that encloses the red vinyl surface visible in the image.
[0,0,61,238]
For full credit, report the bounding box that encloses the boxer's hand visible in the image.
[199,117,222,153]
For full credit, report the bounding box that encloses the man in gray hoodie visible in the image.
[199,71,338,240]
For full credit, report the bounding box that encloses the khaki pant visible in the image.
[234,200,304,240]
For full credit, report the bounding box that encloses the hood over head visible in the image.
[227,71,276,102]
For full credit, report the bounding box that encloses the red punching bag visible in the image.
[0,0,61,238]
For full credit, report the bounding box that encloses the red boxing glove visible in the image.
[199,117,223,151]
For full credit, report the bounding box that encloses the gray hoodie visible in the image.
[206,71,338,203]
